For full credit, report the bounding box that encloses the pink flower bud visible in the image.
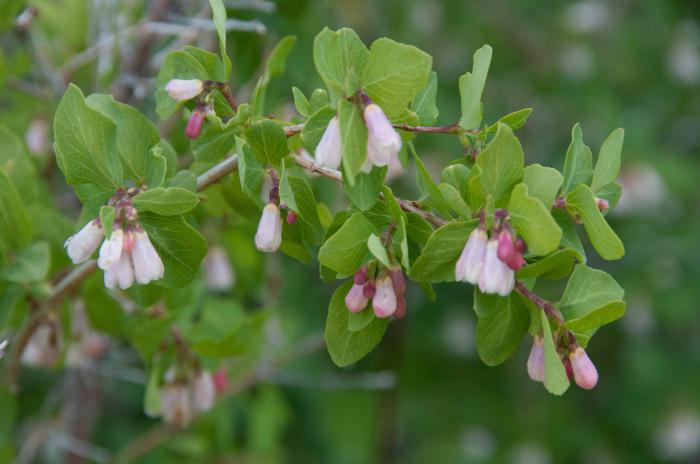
[363,280,376,298]
[97,227,124,270]
[286,211,298,225]
[596,197,610,211]
[165,79,205,101]
[478,239,515,296]
[527,336,545,382]
[395,296,407,319]
[514,238,527,254]
[455,227,488,284]
[354,266,368,285]
[569,347,598,390]
[64,220,104,264]
[315,116,342,169]
[496,230,515,263]
[362,104,402,173]
[131,230,165,284]
[255,203,283,253]
[345,283,369,313]
[372,275,397,318]
[185,107,206,139]
[213,368,229,394]
[389,266,406,297]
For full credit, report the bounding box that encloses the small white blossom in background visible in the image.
[655,410,700,461]
[362,103,402,173]
[0,340,8,359]
[192,371,215,412]
[22,325,59,368]
[66,301,108,368]
[667,21,700,85]
[315,116,342,169]
[204,246,235,291]
[614,164,667,216]
[165,79,205,101]
[255,203,283,253]
[25,116,49,155]
[562,1,610,34]
[160,383,193,428]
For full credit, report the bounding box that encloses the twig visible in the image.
[196,155,239,190]
[393,122,463,134]
[514,281,565,326]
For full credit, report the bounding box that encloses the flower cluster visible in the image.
[314,100,402,173]
[455,218,526,297]
[345,264,407,319]
[157,369,216,428]
[165,78,237,140]
[64,190,164,289]
[526,336,599,390]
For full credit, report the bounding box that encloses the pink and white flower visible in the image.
[527,336,546,382]
[64,220,104,264]
[255,203,283,253]
[104,252,135,290]
[345,283,369,313]
[373,275,397,318]
[160,383,192,428]
[191,371,216,412]
[315,116,342,169]
[478,239,515,296]
[455,227,488,284]
[165,79,205,101]
[131,230,165,284]
[97,227,124,270]
[569,347,599,390]
[362,104,402,173]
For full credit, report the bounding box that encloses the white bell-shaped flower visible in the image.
[315,116,342,169]
[372,275,397,318]
[64,220,104,264]
[363,104,402,173]
[255,203,283,253]
[478,239,515,296]
[131,230,165,284]
[192,371,216,412]
[104,252,135,290]
[165,79,205,101]
[97,227,124,270]
[455,227,488,284]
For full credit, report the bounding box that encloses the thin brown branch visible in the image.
[393,122,462,134]
[514,281,565,326]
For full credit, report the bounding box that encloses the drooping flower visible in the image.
[97,227,124,270]
[373,275,397,318]
[104,252,135,290]
[185,106,206,139]
[527,336,545,382]
[389,265,406,297]
[478,239,515,296]
[315,116,342,169]
[255,203,283,253]
[160,383,192,428]
[131,230,165,284]
[497,229,526,271]
[345,283,369,313]
[0,340,7,359]
[362,104,402,173]
[455,227,488,284]
[165,79,205,101]
[64,220,104,264]
[569,347,599,390]
[204,247,235,291]
[191,371,215,412]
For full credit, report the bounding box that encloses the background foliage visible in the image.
[1,0,699,463]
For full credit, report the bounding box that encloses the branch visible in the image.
[514,281,565,326]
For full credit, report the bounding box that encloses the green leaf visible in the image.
[325,281,388,367]
[279,170,323,245]
[1,242,49,284]
[301,105,335,152]
[343,167,385,211]
[557,264,624,322]
[507,183,562,256]
[0,170,31,251]
[209,0,232,76]
[516,248,580,280]
[280,218,312,262]
[522,164,563,208]
[188,298,258,357]
[133,187,199,216]
[251,36,297,115]
[410,221,476,282]
[54,84,122,188]
[99,205,115,238]
[338,98,368,183]
[362,37,432,119]
[319,211,349,282]
[485,108,533,134]
[438,183,472,219]
[318,212,375,276]
[596,182,622,211]
[565,184,624,260]
[85,94,161,183]
[560,123,593,194]
[131,314,174,363]
[540,311,570,395]
[192,117,241,163]
[236,138,264,199]
[565,300,625,337]
[441,163,470,199]
[367,234,391,267]
[292,87,310,117]
[591,128,624,193]
[0,124,38,203]
[474,290,530,366]
[166,170,198,192]
[476,123,524,205]
[313,28,369,104]
[155,50,208,119]
[412,144,452,216]
[458,45,492,129]
[245,119,288,166]
[411,71,439,125]
[139,212,207,288]
[348,307,375,332]
[552,209,586,262]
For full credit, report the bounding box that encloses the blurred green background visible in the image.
[2,0,700,462]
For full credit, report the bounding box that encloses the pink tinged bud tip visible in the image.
[104,252,135,290]
[363,280,376,298]
[255,203,283,253]
[213,368,229,394]
[596,197,610,210]
[527,336,546,382]
[478,239,515,297]
[372,275,397,318]
[64,220,104,264]
[455,228,488,285]
[165,79,205,101]
[315,116,342,169]
[363,104,402,173]
[345,283,369,313]
[97,227,124,270]
[185,108,206,139]
[394,296,407,319]
[354,266,368,285]
[497,230,515,263]
[569,347,599,390]
[131,230,165,284]
[192,372,216,412]
[286,211,297,225]
[389,266,406,297]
